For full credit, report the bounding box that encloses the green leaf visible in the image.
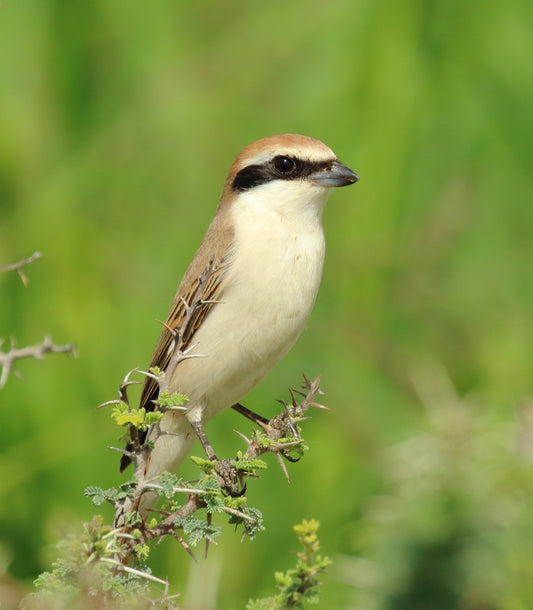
[232,457,268,472]
[157,472,183,498]
[190,455,216,473]
[155,391,189,409]
[110,403,162,431]
[84,486,105,506]
[181,516,221,547]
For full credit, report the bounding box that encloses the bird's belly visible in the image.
[170,217,325,422]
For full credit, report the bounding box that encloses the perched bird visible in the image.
[120,134,358,515]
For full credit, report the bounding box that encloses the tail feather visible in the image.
[114,412,196,527]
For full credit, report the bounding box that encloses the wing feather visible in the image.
[139,257,229,415]
[119,215,234,472]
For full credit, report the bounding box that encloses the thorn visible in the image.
[170,530,197,564]
[124,380,143,388]
[234,429,252,445]
[156,319,178,336]
[289,388,298,406]
[275,452,291,482]
[302,373,316,388]
[18,269,29,286]
[181,343,206,358]
[115,532,136,541]
[205,513,212,559]
[155,534,168,547]
[97,399,123,410]
[119,368,142,403]
[122,367,140,384]
[148,507,172,517]
[108,446,133,457]
[137,369,161,381]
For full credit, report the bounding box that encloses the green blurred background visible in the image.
[1,0,532,608]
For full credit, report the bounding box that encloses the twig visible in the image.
[0,251,42,286]
[0,335,76,389]
[100,558,169,586]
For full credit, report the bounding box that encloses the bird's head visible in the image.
[220,134,358,218]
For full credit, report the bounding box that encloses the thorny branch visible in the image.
[0,250,42,286]
[116,374,325,562]
[0,336,76,390]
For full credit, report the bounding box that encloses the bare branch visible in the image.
[0,251,42,286]
[0,335,76,389]
[100,558,169,586]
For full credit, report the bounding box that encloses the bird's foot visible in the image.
[214,458,246,496]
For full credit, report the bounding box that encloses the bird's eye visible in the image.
[272,156,296,174]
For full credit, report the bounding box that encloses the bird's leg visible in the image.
[190,420,218,461]
[231,402,270,428]
[190,420,244,496]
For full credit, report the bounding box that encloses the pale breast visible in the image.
[170,204,326,422]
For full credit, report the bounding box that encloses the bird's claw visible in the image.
[214,459,246,497]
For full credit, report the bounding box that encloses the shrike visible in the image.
[120,134,358,515]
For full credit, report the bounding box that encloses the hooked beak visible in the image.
[309,160,359,187]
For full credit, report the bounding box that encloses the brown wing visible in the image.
[120,215,235,472]
[139,257,229,414]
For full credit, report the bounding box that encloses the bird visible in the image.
[119,134,358,517]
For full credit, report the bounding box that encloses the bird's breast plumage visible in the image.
[169,193,326,423]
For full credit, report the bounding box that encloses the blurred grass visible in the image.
[1,0,532,607]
